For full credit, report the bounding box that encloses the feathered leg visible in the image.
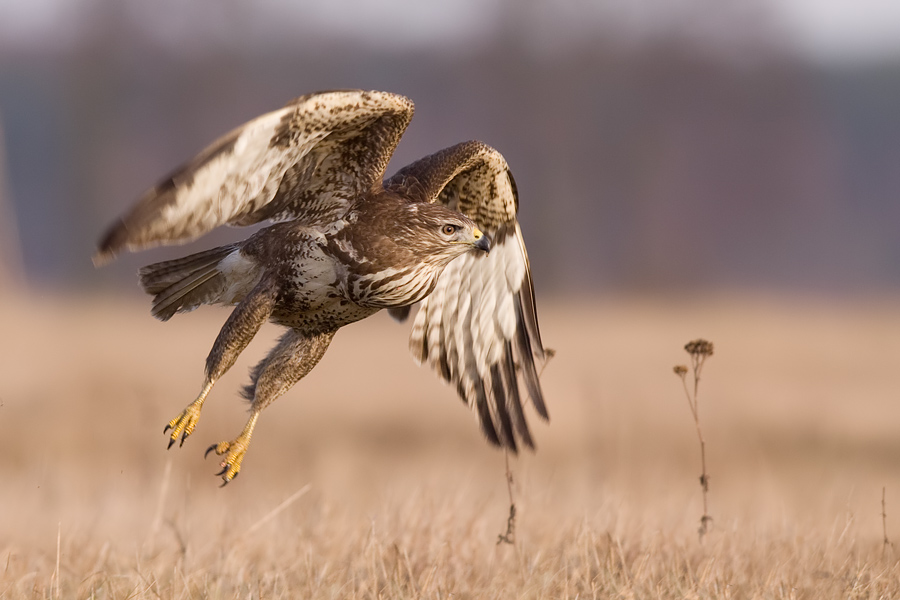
[164,277,277,448]
[206,328,336,484]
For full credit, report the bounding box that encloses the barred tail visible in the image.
[138,244,238,321]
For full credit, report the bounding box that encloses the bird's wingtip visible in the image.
[92,249,115,267]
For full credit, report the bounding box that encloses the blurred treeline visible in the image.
[1,9,899,295]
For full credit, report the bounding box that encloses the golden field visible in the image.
[2,291,900,598]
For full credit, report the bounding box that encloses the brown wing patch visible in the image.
[385,141,516,235]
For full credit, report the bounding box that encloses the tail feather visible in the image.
[139,244,238,321]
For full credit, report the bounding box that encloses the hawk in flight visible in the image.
[96,90,549,484]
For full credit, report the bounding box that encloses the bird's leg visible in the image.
[206,328,336,484]
[164,277,277,448]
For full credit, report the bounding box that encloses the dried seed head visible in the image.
[685,339,714,358]
[673,365,688,376]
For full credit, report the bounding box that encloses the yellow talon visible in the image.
[205,412,259,485]
[164,381,214,448]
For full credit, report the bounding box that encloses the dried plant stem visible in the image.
[246,483,312,536]
[497,451,516,545]
[883,487,892,553]
[146,457,172,552]
[674,339,714,540]
[54,521,60,600]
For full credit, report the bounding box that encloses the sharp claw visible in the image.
[163,423,172,434]
[220,468,239,486]
[205,444,218,459]
[167,438,175,450]
[180,432,188,447]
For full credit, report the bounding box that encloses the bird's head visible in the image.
[402,203,491,263]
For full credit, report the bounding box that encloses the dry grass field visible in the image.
[2,290,900,598]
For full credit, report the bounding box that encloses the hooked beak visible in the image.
[473,228,491,253]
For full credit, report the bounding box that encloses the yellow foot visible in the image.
[164,381,214,449]
[204,412,258,486]
[164,401,203,449]
[205,437,250,486]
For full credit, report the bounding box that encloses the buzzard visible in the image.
[96,90,549,484]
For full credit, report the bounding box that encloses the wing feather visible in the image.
[96,90,413,263]
[502,342,533,447]
[489,363,517,452]
[390,141,549,450]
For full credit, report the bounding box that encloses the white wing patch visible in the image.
[410,225,547,451]
[96,90,413,263]
[158,108,310,240]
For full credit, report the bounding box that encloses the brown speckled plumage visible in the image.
[96,90,548,484]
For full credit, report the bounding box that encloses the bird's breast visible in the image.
[347,262,442,309]
[267,238,378,330]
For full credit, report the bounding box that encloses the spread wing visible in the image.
[95,90,413,264]
[385,141,549,452]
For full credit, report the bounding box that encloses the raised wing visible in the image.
[95,90,413,263]
[386,141,549,452]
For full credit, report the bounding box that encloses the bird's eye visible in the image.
[441,224,458,236]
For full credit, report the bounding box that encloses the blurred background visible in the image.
[1,0,899,295]
[2,3,900,593]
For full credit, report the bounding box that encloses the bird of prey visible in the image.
[95,90,549,484]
